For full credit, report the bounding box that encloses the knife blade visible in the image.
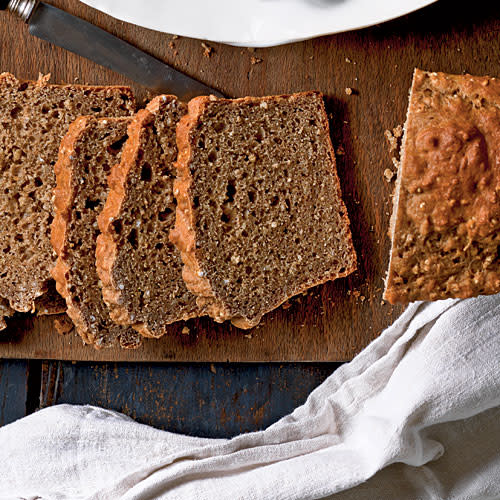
[1,0,224,100]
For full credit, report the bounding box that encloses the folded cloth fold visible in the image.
[1,295,500,500]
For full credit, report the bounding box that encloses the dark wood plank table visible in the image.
[1,0,499,435]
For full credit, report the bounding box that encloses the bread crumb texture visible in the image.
[385,69,500,303]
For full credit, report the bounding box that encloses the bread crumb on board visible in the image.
[251,56,263,65]
[345,87,353,95]
[383,124,403,183]
[384,125,403,152]
[53,314,74,336]
[168,41,179,57]
[181,326,190,335]
[201,42,213,58]
[384,168,396,182]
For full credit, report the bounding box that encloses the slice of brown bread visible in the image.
[52,116,141,349]
[96,95,203,338]
[384,69,500,303]
[0,72,135,315]
[171,92,357,329]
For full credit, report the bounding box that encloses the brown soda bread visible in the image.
[0,72,135,323]
[96,95,203,338]
[171,92,357,329]
[384,69,500,303]
[51,116,141,349]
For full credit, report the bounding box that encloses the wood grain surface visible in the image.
[0,0,498,362]
[36,361,340,436]
[0,358,340,434]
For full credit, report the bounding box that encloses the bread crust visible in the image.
[0,71,135,99]
[384,69,500,303]
[0,71,135,314]
[171,92,356,329]
[96,95,197,338]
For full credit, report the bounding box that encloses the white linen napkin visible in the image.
[1,295,500,500]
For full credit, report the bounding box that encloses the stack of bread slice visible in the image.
[0,72,135,338]
[1,72,357,348]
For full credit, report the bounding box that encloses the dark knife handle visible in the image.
[1,0,37,20]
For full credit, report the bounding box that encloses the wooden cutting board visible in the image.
[0,0,497,362]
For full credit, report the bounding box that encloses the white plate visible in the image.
[82,0,438,47]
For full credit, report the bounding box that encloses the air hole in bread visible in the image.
[107,135,128,155]
[158,208,173,221]
[213,122,225,133]
[140,162,152,182]
[10,106,21,119]
[127,228,138,249]
[85,198,100,210]
[225,181,236,203]
[112,219,122,234]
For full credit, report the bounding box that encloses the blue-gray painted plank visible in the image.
[0,360,29,426]
[41,362,341,438]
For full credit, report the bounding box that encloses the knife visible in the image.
[0,0,224,100]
